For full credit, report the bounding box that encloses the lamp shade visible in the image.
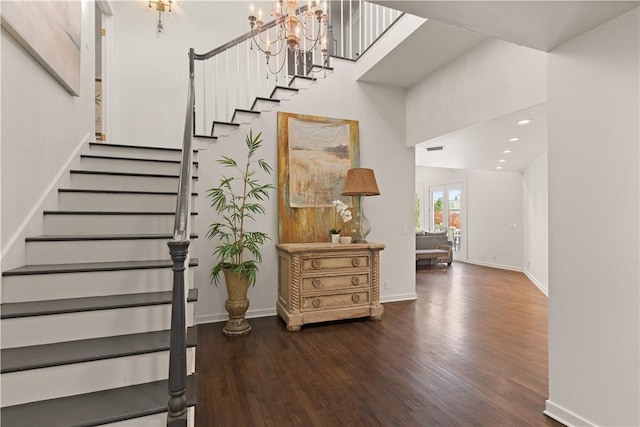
[342,168,380,196]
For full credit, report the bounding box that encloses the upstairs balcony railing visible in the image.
[191,0,403,135]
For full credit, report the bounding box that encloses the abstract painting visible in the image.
[278,112,359,243]
[2,1,82,96]
[288,118,351,207]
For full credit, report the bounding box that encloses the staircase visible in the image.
[1,142,199,426]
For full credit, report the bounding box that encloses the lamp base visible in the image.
[350,196,371,243]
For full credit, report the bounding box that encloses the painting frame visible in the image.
[1,1,82,96]
[278,112,360,243]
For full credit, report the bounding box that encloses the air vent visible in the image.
[426,146,444,152]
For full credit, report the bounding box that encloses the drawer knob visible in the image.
[312,279,321,288]
[311,259,321,269]
[351,276,360,285]
[352,294,361,303]
[312,298,321,308]
[351,258,361,267]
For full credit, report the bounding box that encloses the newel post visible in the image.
[167,239,189,427]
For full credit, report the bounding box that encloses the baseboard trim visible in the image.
[544,400,595,427]
[462,259,523,272]
[1,133,91,270]
[193,296,418,325]
[524,269,548,297]
[196,307,277,325]
[381,293,417,303]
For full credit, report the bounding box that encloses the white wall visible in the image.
[523,152,548,294]
[193,57,415,323]
[546,8,639,427]
[110,1,271,147]
[416,166,524,271]
[406,38,547,146]
[1,0,96,266]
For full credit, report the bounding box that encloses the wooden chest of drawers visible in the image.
[275,242,384,331]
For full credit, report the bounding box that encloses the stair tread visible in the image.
[0,375,197,427]
[291,74,317,81]
[2,258,199,276]
[1,327,197,373]
[193,134,217,140]
[70,169,199,179]
[234,108,261,114]
[1,289,198,319]
[212,121,241,127]
[58,188,198,196]
[81,154,199,167]
[26,233,198,242]
[254,96,280,102]
[274,85,300,91]
[89,142,198,153]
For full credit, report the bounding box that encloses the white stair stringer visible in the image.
[210,67,335,142]
[0,141,199,425]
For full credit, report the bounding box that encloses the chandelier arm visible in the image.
[300,23,326,53]
[265,50,289,76]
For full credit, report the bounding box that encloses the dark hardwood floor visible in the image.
[195,262,561,426]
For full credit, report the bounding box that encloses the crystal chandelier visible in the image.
[248,1,329,77]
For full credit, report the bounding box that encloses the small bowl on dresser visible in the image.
[339,236,352,244]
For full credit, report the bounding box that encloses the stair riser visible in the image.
[289,78,315,90]
[58,192,196,212]
[212,125,237,138]
[70,173,190,193]
[43,214,195,235]
[81,157,197,176]
[233,112,259,124]
[0,349,196,407]
[88,144,193,162]
[26,239,177,265]
[253,100,279,112]
[100,408,195,427]
[2,268,195,303]
[1,303,196,348]
[272,89,297,100]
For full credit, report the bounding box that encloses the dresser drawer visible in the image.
[302,291,370,311]
[301,255,370,271]
[301,274,369,292]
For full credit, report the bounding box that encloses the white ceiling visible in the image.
[371,1,639,51]
[358,19,487,89]
[361,1,639,172]
[415,103,547,172]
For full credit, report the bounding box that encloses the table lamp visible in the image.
[342,168,380,243]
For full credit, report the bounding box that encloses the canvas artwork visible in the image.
[1,1,82,96]
[288,118,351,208]
[277,112,359,243]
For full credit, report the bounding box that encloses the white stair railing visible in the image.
[192,0,403,135]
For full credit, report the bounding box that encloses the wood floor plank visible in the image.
[195,262,561,426]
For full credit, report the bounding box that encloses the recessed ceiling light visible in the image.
[496,166,503,170]
[517,119,533,125]
[498,159,506,163]
[503,150,512,154]
[508,137,520,142]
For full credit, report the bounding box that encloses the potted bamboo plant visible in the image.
[207,130,274,336]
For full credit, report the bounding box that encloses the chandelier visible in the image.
[248,1,329,77]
